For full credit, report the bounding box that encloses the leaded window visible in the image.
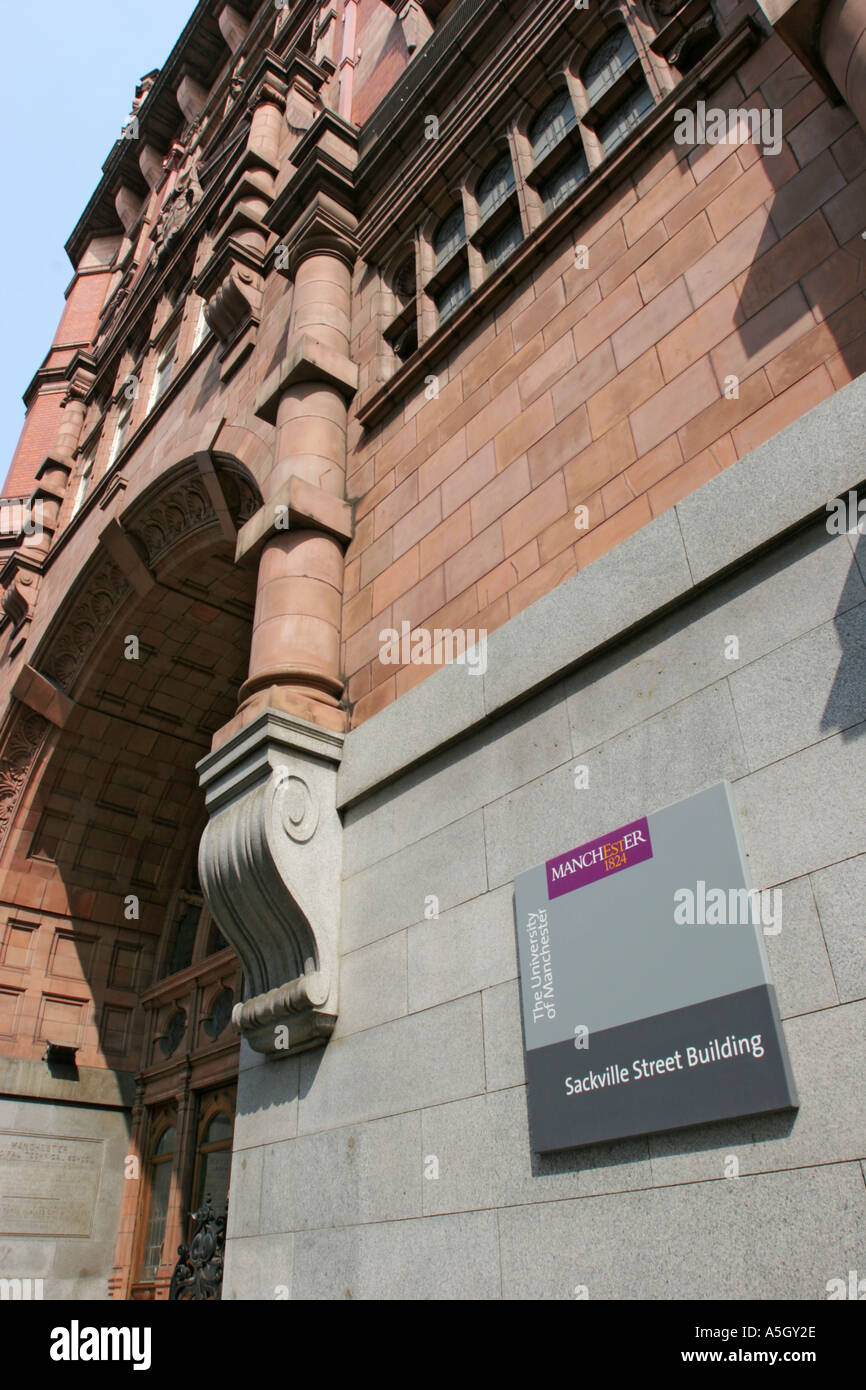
[477,152,516,221]
[582,27,638,105]
[529,89,577,162]
[433,206,466,269]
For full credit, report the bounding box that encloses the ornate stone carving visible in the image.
[217,467,259,527]
[204,263,263,342]
[2,579,31,631]
[150,155,203,266]
[197,709,343,1056]
[0,707,49,849]
[41,559,130,691]
[275,771,318,842]
[667,12,719,68]
[128,479,215,565]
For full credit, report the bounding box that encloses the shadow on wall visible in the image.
[726,70,866,444]
[825,528,866,742]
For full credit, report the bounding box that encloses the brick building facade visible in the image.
[0,0,864,1299]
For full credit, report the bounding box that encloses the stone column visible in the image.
[754,0,866,133]
[31,355,96,554]
[821,0,866,130]
[238,245,355,731]
[198,113,359,1058]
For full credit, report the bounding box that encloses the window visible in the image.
[582,26,638,105]
[433,206,466,269]
[384,254,419,362]
[581,25,654,156]
[477,152,516,222]
[597,83,655,154]
[541,149,589,213]
[529,89,577,162]
[137,1118,176,1281]
[108,398,132,466]
[148,330,179,411]
[70,450,96,517]
[192,1090,235,1220]
[192,298,211,350]
[483,216,523,272]
[435,269,471,326]
[165,896,201,978]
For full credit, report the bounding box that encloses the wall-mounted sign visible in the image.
[514,783,797,1152]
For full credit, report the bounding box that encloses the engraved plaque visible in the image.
[0,1132,103,1236]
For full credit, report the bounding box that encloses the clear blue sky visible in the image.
[0,2,196,473]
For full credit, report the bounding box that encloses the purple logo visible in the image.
[546,817,653,899]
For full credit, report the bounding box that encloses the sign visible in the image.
[0,1132,103,1236]
[514,783,797,1151]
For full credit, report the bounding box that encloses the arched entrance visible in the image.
[0,458,259,1299]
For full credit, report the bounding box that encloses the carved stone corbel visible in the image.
[197,709,343,1056]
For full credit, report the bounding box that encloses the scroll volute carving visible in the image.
[204,265,263,342]
[197,711,343,1055]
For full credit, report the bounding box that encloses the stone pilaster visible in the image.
[198,110,359,1056]
[195,54,291,377]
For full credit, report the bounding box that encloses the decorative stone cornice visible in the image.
[62,352,97,406]
[197,708,344,1056]
[265,110,360,247]
[271,201,361,280]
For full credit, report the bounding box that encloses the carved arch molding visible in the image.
[0,462,260,856]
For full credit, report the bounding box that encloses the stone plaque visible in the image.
[0,1132,103,1236]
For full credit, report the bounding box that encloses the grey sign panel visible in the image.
[513,783,797,1151]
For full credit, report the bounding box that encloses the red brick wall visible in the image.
[343,34,866,725]
[2,269,113,499]
[3,391,66,499]
[53,269,112,348]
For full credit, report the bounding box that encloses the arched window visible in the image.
[477,152,516,222]
[70,448,96,518]
[541,149,589,213]
[165,896,200,977]
[137,1117,176,1281]
[392,254,416,304]
[108,397,133,466]
[582,26,638,105]
[192,1090,235,1220]
[433,206,466,269]
[384,252,419,362]
[529,89,577,163]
